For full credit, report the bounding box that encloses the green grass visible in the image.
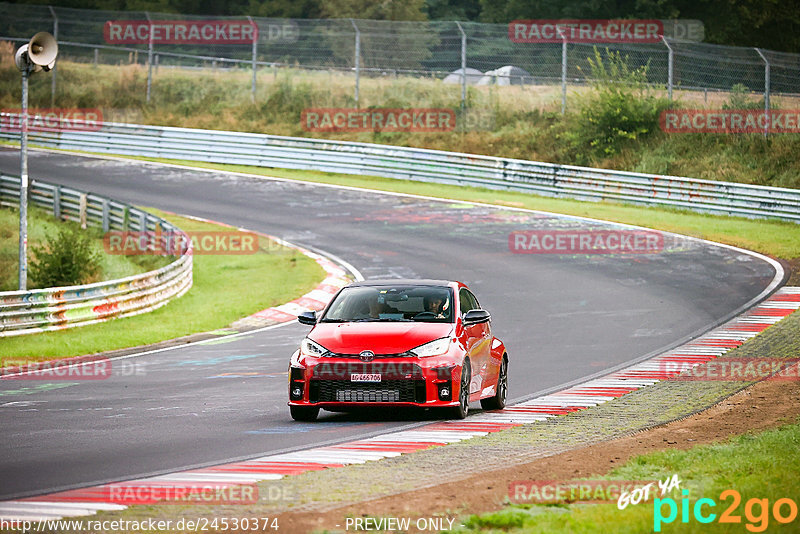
[0,205,167,291]
[122,157,800,263]
[459,418,800,533]
[0,208,326,360]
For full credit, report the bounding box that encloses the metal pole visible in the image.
[248,16,257,103]
[146,12,153,103]
[662,35,673,101]
[350,19,360,108]
[755,48,770,138]
[560,31,567,115]
[19,67,30,291]
[49,6,58,107]
[455,22,466,112]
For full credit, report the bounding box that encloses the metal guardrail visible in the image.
[1,118,798,223]
[0,174,192,337]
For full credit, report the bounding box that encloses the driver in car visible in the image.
[423,294,448,319]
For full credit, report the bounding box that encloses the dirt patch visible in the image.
[277,376,800,532]
[785,257,800,285]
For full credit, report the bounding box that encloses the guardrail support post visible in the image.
[755,48,770,138]
[49,6,58,107]
[455,21,466,113]
[139,212,147,232]
[350,19,360,108]
[102,199,110,232]
[94,48,98,66]
[54,185,61,219]
[146,12,154,103]
[662,36,673,101]
[79,193,87,229]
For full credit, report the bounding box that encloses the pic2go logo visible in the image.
[654,489,798,532]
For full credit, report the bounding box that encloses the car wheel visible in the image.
[290,406,319,421]
[481,356,507,410]
[449,359,471,419]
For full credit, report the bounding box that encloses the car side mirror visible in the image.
[297,311,317,325]
[463,309,490,326]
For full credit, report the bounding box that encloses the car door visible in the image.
[459,288,491,396]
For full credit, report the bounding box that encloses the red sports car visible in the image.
[288,280,508,421]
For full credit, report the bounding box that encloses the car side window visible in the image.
[467,290,480,310]
[459,288,478,316]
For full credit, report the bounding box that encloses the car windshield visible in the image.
[321,285,454,323]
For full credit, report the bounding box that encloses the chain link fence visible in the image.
[1,2,799,112]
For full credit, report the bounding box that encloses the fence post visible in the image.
[48,6,58,107]
[755,48,770,138]
[350,19,360,108]
[560,30,567,115]
[455,21,466,112]
[145,11,153,103]
[93,47,99,66]
[248,16,257,103]
[662,36,673,100]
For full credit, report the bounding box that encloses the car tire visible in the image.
[449,359,471,419]
[290,406,319,421]
[481,355,508,410]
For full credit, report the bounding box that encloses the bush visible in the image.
[563,48,672,162]
[723,83,771,110]
[30,225,101,288]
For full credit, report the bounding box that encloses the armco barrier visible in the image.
[0,174,192,337]
[1,117,799,222]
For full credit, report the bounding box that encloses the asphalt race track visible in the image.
[0,147,779,499]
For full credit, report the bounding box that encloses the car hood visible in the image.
[309,322,454,355]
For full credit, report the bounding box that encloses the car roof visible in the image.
[348,279,458,288]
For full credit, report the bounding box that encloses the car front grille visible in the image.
[309,379,426,403]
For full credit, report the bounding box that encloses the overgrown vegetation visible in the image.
[0,206,168,291]
[29,225,102,287]
[2,46,799,190]
[560,49,672,163]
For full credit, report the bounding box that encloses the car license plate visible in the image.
[350,373,381,382]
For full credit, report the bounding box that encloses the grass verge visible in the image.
[459,418,800,533]
[0,204,168,292]
[0,208,325,361]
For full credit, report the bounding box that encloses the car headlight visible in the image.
[300,338,329,357]
[411,337,451,358]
